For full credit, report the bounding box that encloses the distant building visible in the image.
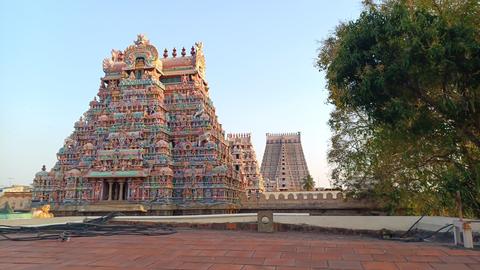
[0,185,32,212]
[1,185,32,193]
[260,132,310,191]
[227,133,265,196]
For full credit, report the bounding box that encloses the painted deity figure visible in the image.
[93,182,102,201]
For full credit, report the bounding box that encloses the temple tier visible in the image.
[227,133,265,196]
[32,35,246,210]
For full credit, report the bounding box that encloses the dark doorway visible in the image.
[102,181,109,200]
[112,182,120,200]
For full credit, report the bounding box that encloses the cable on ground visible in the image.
[0,212,176,241]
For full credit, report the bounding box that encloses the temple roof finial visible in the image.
[134,34,149,46]
[195,42,203,53]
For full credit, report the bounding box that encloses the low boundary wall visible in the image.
[2,214,478,233]
[239,191,381,215]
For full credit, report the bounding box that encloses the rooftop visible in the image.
[0,229,479,270]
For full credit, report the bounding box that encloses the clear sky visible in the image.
[0,0,363,187]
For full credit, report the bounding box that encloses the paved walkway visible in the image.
[0,230,478,270]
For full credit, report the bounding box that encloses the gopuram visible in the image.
[227,133,265,197]
[32,34,245,215]
[260,132,310,191]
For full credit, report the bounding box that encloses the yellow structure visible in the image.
[32,205,54,218]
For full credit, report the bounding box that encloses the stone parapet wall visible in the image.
[240,191,380,214]
[51,201,241,216]
[255,191,343,200]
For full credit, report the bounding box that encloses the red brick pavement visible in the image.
[0,230,478,270]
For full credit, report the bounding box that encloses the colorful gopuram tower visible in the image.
[260,132,310,191]
[227,133,265,196]
[32,35,245,214]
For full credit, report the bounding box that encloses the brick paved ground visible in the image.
[0,229,478,270]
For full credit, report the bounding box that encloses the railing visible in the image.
[242,191,347,204]
[238,191,380,212]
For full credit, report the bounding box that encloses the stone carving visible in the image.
[134,34,149,45]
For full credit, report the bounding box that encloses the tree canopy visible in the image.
[318,0,480,217]
[302,174,315,191]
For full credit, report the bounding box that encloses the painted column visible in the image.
[127,178,131,201]
[107,180,113,201]
[119,180,125,201]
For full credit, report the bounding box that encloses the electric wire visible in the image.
[0,212,176,241]
[400,215,424,238]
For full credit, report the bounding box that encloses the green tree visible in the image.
[318,0,480,217]
[302,174,315,191]
[0,202,14,214]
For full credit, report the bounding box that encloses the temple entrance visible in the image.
[102,179,128,201]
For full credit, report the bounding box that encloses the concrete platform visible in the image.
[0,230,479,269]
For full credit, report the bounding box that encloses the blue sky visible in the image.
[0,0,363,187]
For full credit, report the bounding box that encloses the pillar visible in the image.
[119,180,125,201]
[463,222,474,249]
[107,180,113,201]
[127,179,131,200]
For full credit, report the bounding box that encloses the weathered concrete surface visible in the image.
[0,216,89,226]
[274,215,480,233]
[114,213,258,224]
